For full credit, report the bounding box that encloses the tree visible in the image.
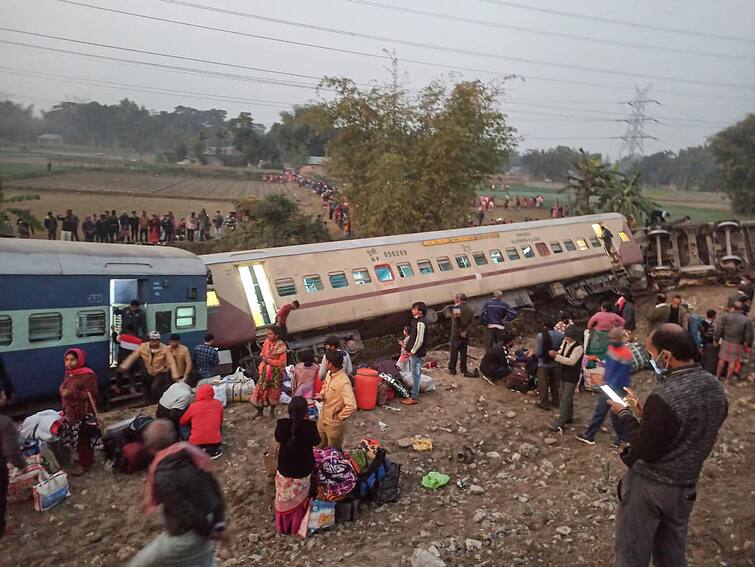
[0,182,40,237]
[0,101,40,142]
[564,149,615,215]
[267,104,333,167]
[174,142,188,162]
[319,71,515,236]
[521,146,582,181]
[710,114,754,215]
[595,172,657,225]
[219,195,330,251]
[192,132,207,165]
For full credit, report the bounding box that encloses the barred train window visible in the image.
[489,249,504,264]
[535,242,550,256]
[374,264,394,282]
[417,260,434,274]
[175,306,196,329]
[275,278,297,297]
[455,254,471,268]
[589,236,601,248]
[564,239,577,252]
[328,272,349,289]
[576,239,589,251]
[0,315,11,346]
[437,257,453,272]
[303,275,324,293]
[521,245,535,258]
[352,268,372,285]
[76,310,107,337]
[29,313,62,343]
[473,252,488,266]
[506,247,520,261]
[397,263,415,278]
[550,241,563,253]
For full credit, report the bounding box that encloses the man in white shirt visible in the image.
[156,375,197,433]
[318,336,353,379]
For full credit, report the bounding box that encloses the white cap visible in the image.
[148,331,161,340]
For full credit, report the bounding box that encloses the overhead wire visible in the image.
[343,0,754,61]
[54,1,755,92]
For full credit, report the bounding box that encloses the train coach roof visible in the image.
[0,240,206,276]
[201,212,625,265]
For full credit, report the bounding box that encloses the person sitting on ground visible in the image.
[318,336,354,380]
[156,374,198,436]
[608,324,727,567]
[291,349,320,400]
[479,332,515,385]
[128,419,225,567]
[179,384,223,459]
[59,348,99,475]
[715,301,753,383]
[316,350,356,451]
[252,326,288,419]
[534,318,565,411]
[274,396,321,535]
[0,383,25,539]
[548,325,584,433]
[577,327,632,447]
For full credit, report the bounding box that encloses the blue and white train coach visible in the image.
[0,240,208,402]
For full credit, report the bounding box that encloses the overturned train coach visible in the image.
[202,212,643,358]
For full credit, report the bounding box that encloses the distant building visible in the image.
[299,155,328,177]
[36,133,63,145]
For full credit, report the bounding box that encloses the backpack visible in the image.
[373,461,401,505]
[314,448,356,502]
[479,306,490,326]
[505,365,530,392]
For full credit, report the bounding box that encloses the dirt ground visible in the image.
[3,285,753,567]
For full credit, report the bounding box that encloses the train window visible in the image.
[374,264,395,282]
[521,245,536,258]
[506,247,520,261]
[437,257,453,272]
[417,260,435,274]
[589,236,601,248]
[397,263,415,278]
[473,252,488,266]
[564,239,577,251]
[535,242,550,256]
[619,231,631,242]
[275,278,297,297]
[76,310,106,337]
[550,241,563,254]
[0,315,11,346]
[156,311,172,335]
[576,239,589,251]
[490,249,504,264]
[456,254,471,268]
[328,272,349,289]
[187,287,198,300]
[175,306,196,329]
[352,268,372,285]
[303,275,325,293]
[28,313,62,343]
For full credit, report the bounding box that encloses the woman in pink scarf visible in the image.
[251,326,287,419]
[59,348,99,473]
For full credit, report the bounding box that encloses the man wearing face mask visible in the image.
[608,324,728,567]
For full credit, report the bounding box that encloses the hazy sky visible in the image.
[2,0,753,158]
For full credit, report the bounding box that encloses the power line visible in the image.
[474,0,755,44]
[343,0,754,61]
[56,1,755,91]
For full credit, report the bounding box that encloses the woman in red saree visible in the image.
[251,326,287,418]
[59,348,99,474]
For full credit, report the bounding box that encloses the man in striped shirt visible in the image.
[401,302,428,406]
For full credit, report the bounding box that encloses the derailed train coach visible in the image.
[202,212,643,358]
[0,241,208,402]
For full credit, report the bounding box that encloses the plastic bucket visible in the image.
[354,368,380,410]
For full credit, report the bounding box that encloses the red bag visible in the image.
[505,367,530,392]
[119,442,152,474]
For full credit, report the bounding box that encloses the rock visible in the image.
[518,443,538,458]
[344,551,354,558]
[465,538,483,551]
[473,509,487,523]
[510,453,522,462]
[470,485,485,494]
[411,548,446,567]
[428,545,441,557]
[485,451,501,459]
[505,411,517,419]
[724,517,734,526]
[556,526,572,536]
[73,504,86,511]
[518,495,529,503]
[544,437,558,445]
[397,438,413,448]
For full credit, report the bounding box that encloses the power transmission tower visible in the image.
[617,85,659,160]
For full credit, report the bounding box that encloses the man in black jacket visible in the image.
[608,324,727,567]
[43,212,57,240]
[401,302,427,406]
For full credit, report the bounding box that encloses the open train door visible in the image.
[109,278,140,365]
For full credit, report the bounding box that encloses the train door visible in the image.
[238,264,277,327]
[109,278,139,364]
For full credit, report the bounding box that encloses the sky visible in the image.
[1,0,753,159]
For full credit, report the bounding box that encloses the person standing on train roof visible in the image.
[120,331,179,403]
[213,210,224,239]
[44,211,57,240]
[481,291,517,349]
[57,209,77,241]
[448,293,476,378]
[401,302,428,406]
[116,299,148,339]
[275,300,300,340]
[318,336,354,379]
[193,333,220,380]
[168,334,193,383]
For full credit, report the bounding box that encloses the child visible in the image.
[397,326,411,372]
[179,384,223,459]
[548,325,584,433]
[291,349,320,400]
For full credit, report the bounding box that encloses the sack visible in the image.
[212,384,227,407]
[33,471,70,511]
[379,373,410,399]
[103,428,128,466]
[373,461,401,505]
[376,381,390,406]
[307,500,336,535]
[226,379,255,403]
[400,371,437,393]
[116,442,152,474]
[19,410,63,443]
[373,358,400,379]
[505,367,530,392]
[263,444,279,478]
[627,342,650,373]
[314,447,356,502]
[479,306,489,326]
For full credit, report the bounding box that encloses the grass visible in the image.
[0,163,55,180]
